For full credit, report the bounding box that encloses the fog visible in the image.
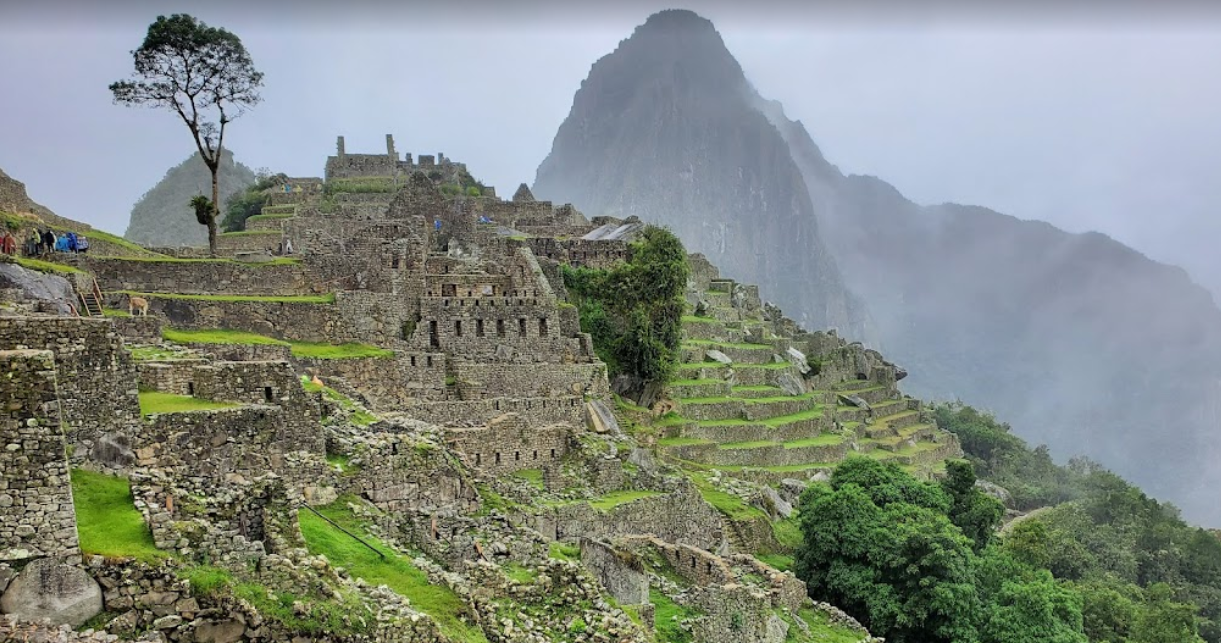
[2,1,1220,516]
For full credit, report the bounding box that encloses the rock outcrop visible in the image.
[537,8,1221,523]
[0,558,103,628]
[533,9,872,340]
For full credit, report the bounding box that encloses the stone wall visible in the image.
[129,296,345,343]
[0,317,140,459]
[408,395,586,428]
[216,231,284,254]
[136,359,210,396]
[75,257,311,297]
[296,353,446,409]
[109,315,161,344]
[452,361,607,399]
[445,415,571,476]
[192,361,322,442]
[0,349,80,563]
[539,484,725,551]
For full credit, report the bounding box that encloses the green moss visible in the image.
[12,256,84,275]
[71,469,166,562]
[548,541,580,562]
[587,490,663,511]
[138,391,238,415]
[117,290,335,304]
[180,565,234,599]
[299,497,489,642]
[501,562,538,585]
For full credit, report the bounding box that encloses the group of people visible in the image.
[2,228,91,257]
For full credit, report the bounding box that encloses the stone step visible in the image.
[832,406,870,424]
[731,385,787,399]
[742,397,818,422]
[835,385,895,406]
[678,398,745,422]
[682,342,777,365]
[700,436,853,468]
[682,317,729,341]
[670,379,733,399]
[879,410,922,431]
[868,399,907,417]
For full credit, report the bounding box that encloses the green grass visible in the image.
[86,229,160,256]
[684,339,773,350]
[12,256,84,275]
[501,562,538,585]
[690,475,766,521]
[771,516,803,549]
[163,328,287,346]
[783,434,843,449]
[163,328,392,360]
[116,290,335,304]
[680,315,718,323]
[718,440,777,450]
[299,497,489,643]
[586,490,663,511]
[670,378,723,387]
[92,255,301,266]
[548,541,580,562]
[290,342,394,360]
[733,385,783,392]
[180,565,234,599]
[511,468,544,490]
[792,607,868,643]
[138,391,238,415]
[129,346,187,361]
[756,553,794,571]
[246,213,296,222]
[71,469,166,562]
[101,308,131,317]
[678,396,737,405]
[657,437,712,447]
[650,589,700,643]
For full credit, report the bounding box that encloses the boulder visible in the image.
[90,432,136,468]
[756,487,794,519]
[0,262,76,316]
[776,372,805,396]
[0,558,102,627]
[785,347,811,374]
[193,618,247,643]
[705,349,732,365]
[778,479,809,505]
[585,400,621,435]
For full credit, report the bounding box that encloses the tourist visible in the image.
[26,229,39,256]
[77,235,89,253]
[41,229,55,256]
[1,230,16,255]
[284,238,294,254]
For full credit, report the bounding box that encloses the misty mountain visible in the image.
[534,9,1221,524]
[533,9,872,339]
[124,150,255,247]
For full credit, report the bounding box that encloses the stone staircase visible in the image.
[657,271,961,486]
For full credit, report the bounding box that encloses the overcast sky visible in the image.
[2,0,1220,294]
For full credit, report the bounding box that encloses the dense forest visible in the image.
[793,403,1221,643]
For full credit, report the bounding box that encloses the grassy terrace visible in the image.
[301,376,377,426]
[246,213,296,222]
[586,490,663,511]
[162,328,393,359]
[680,315,719,323]
[95,255,301,266]
[116,290,334,304]
[300,497,489,643]
[71,469,166,562]
[11,256,85,275]
[683,339,772,350]
[138,391,238,415]
[220,230,282,237]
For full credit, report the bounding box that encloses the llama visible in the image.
[128,295,149,316]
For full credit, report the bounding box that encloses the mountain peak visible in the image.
[638,9,717,33]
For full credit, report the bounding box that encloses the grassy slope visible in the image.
[299,499,488,643]
[71,469,165,562]
[162,328,392,359]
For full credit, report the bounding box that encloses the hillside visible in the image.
[533,9,873,341]
[123,149,256,247]
[535,9,1221,525]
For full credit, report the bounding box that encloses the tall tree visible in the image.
[109,14,263,255]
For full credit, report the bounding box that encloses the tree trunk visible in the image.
[208,166,220,257]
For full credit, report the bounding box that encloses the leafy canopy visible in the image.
[563,225,688,391]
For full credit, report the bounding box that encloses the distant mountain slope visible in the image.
[533,9,872,339]
[537,9,1221,523]
[124,150,255,247]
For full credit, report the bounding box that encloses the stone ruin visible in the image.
[0,137,943,641]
